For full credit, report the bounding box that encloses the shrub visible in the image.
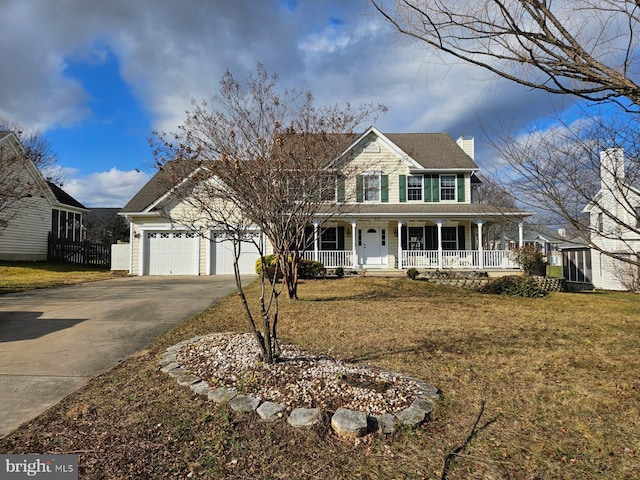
[255,254,279,277]
[335,267,344,279]
[509,245,545,276]
[298,259,325,279]
[254,255,325,279]
[406,268,420,280]
[479,275,546,298]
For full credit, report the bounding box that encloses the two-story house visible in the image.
[119,127,532,275]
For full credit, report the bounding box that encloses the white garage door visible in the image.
[145,231,198,275]
[211,233,260,275]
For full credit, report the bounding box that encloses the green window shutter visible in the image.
[356,175,363,203]
[399,175,406,202]
[432,175,440,202]
[338,226,345,250]
[457,174,465,202]
[401,225,408,250]
[381,175,389,203]
[337,177,345,203]
[424,175,432,202]
[457,225,465,250]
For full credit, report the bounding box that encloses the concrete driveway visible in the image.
[0,275,240,438]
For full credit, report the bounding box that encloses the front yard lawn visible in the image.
[0,261,122,294]
[1,277,638,479]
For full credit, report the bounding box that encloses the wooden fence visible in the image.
[48,236,111,267]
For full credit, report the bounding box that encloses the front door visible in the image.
[359,227,387,267]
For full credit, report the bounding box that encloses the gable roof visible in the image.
[120,160,200,214]
[121,129,481,214]
[1,130,88,212]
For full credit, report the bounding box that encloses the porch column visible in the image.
[397,220,403,269]
[313,221,319,262]
[351,221,357,269]
[436,220,443,270]
[518,222,524,248]
[476,221,484,269]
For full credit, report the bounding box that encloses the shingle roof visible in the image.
[317,202,530,218]
[121,132,480,213]
[120,160,198,213]
[47,181,87,210]
[384,133,478,170]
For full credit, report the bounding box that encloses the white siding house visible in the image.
[583,148,640,290]
[0,131,88,261]
[120,127,533,275]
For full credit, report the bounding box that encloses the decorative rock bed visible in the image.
[159,333,440,438]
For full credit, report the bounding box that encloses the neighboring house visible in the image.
[0,131,88,261]
[119,126,533,275]
[522,226,565,266]
[582,148,640,290]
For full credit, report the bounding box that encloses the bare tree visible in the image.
[473,172,520,248]
[0,132,42,232]
[0,117,62,184]
[489,112,640,269]
[371,0,640,110]
[151,64,385,362]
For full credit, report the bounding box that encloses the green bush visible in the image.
[254,254,325,279]
[406,268,420,280]
[335,267,344,279]
[479,275,546,298]
[298,259,325,279]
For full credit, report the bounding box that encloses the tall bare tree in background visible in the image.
[152,64,385,362]
[372,0,640,269]
[0,117,62,184]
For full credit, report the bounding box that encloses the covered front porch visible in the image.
[303,218,525,271]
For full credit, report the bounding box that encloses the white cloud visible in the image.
[62,168,150,208]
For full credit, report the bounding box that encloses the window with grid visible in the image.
[407,175,422,201]
[440,175,456,201]
[363,173,380,201]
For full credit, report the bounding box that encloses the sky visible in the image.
[0,0,574,208]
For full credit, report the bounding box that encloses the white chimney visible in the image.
[456,136,474,160]
[600,148,625,189]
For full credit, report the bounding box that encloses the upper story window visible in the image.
[363,172,381,202]
[597,212,604,232]
[407,175,422,201]
[440,175,456,201]
[320,175,337,202]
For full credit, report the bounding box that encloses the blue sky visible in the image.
[0,0,577,207]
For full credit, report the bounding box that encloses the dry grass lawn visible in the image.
[1,276,639,479]
[0,261,119,293]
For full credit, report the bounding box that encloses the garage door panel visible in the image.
[211,234,260,275]
[145,231,198,275]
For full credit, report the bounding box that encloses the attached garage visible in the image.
[144,231,199,275]
[211,232,261,275]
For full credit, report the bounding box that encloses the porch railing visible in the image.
[302,249,519,270]
[303,250,354,268]
[402,250,518,269]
